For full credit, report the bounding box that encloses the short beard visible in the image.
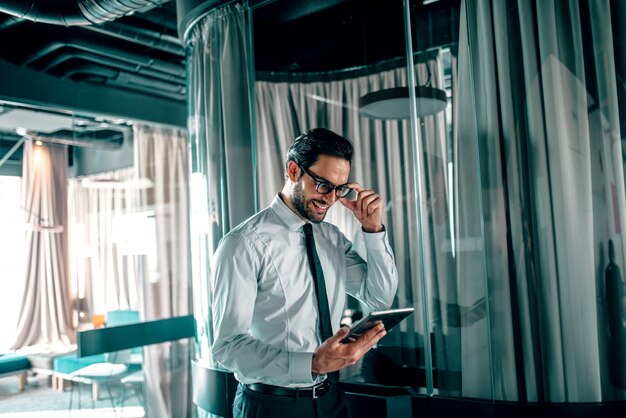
[292,180,324,223]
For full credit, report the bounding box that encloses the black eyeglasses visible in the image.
[299,165,352,198]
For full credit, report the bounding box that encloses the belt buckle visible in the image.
[312,384,320,399]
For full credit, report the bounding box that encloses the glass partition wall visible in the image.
[187,0,464,402]
[458,0,626,404]
[188,0,626,412]
[252,0,429,393]
[405,0,501,400]
[251,0,469,399]
[67,116,193,418]
[0,102,191,417]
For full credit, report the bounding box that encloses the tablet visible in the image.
[341,307,415,344]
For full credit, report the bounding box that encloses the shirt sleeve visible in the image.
[210,232,316,386]
[344,226,398,310]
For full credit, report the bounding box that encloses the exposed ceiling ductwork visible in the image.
[84,19,183,56]
[0,0,465,174]
[0,0,461,107]
[23,36,185,78]
[0,0,168,26]
[0,0,185,107]
[0,103,130,174]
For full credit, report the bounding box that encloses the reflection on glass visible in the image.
[459,0,626,404]
[66,122,191,417]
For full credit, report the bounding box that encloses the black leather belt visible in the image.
[245,381,330,399]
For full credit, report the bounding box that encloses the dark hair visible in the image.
[285,128,354,171]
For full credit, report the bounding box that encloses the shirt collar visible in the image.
[271,193,308,232]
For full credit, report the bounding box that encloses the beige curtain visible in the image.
[12,139,74,349]
[67,167,142,319]
[135,124,192,418]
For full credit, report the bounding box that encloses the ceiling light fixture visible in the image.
[359,85,447,120]
[359,60,447,120]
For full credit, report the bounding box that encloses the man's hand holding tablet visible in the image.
[341,307,415,344]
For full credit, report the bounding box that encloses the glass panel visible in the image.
[66,112,191,416]
[68,111,142,330]
[406,0,479,399]
[185,4,256,417]
[252,0,428,392]
[459,0,626,403]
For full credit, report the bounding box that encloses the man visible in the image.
[211,128,398,418]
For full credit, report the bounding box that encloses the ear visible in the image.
[286,161,300,182]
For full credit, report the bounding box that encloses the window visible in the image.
[0,176,26,350]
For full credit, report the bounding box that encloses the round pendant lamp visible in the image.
[359,86,447,120]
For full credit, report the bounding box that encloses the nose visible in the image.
[321,192,337,205]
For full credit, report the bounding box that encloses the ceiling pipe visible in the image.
[113,71,185,94]
[22,37,185,78]
[59,62,186,101]
[41,50,185,85]
[83,19,184,57]
[60,61,185,94]
[16,128,125,149]
[0,0,169,26]
[61,62,119,80]
[104,77,186,102]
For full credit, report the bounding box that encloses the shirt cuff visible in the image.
[362,226,388,251]
[288,352,316,385]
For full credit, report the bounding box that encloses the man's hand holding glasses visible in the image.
[339,183,384,233]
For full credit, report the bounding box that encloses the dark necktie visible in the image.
[303,223,339,383]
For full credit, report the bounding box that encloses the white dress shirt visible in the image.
[211,194,398,387]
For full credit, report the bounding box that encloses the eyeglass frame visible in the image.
[298,165,352,198]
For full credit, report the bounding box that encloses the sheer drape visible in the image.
[135,124,192,418]
[460,0,626,402]
[68,125,191,416]
[68,167,142,318]
[13,140,73,349]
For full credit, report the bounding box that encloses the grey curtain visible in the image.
[459,0,626,402]
[12,139,74,349]
[186,2,256,369]
[452,2,517,399]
